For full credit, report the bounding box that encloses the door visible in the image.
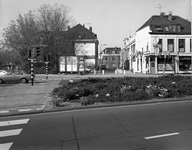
[150,61,155,74]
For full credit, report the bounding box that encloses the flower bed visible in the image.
[52,75,192,106]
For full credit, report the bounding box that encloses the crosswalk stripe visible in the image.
[0,110,9,114]
[0,129,22,138]
[0,142,13,150]
[0,119,29,127]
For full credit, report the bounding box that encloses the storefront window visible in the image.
[157,56,173,71]
[179,39,185,52]
[167,39,174,52]
[179,56,191,71]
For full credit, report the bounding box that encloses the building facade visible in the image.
[58,24,99,73]
[120,37,136,71]
[122,13,191,74]
[100,47,121,70]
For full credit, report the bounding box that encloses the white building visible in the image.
[123,12,191,74]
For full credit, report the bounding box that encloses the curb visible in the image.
[1,97,192,118]
[43,97,192,113]
[0,108,44,117]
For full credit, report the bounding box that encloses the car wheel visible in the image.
[0,79,3,84]
[21,78,28,83]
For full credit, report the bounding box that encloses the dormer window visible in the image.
[165,26,169,32]
[155,26,163,32]
[177,25,181,32]
[172,25,176,32]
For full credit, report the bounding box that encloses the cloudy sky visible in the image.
[0,0,191,47]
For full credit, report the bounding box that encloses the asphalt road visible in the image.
[0,100,192,150]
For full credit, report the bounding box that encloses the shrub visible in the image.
[52,76,192,106]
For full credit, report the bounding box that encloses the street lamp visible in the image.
[99,44,107,77]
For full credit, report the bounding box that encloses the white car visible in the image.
[0,70,33,84]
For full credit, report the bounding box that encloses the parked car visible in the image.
[0,70,7,75]
[0,70,33,84]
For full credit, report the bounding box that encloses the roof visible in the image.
[68,24,98,40]
[137,14,191,34]
[52,24,99,55]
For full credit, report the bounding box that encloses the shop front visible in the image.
[179,56,192,73]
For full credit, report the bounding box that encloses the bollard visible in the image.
[102,70,104,75]
[94,70,96,75]
[124,69,126,75]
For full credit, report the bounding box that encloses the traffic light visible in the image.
[28,49,32,58]
[44,54,51,62]
[47,54,50,62]
[36,47,42,57]
[28,47,39,59]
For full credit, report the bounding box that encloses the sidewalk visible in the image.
[0,80,60,117]
[36,70,160,80]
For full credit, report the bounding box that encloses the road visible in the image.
[0,100,192,150]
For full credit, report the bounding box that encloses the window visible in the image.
[179,39,185,52]
[165,26,169,32]
[112,51,115,54]
[172,25,176,32]
[155,26,163,32]
[179,56,191,71]
[168,39,174,52]
[157,39,163,53]
[177,25,181,32]
[146,44,149,51]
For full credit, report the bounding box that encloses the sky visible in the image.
[0,0,191,48]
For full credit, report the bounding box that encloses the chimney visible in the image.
[89,26,92,31]
[160,12,165,16]
[168,11,173,21]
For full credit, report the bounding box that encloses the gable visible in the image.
[68,24,97,40]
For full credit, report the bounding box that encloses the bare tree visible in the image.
[2,3,74,72]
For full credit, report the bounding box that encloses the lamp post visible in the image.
[99,44,107,77]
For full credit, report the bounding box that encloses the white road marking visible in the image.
[0,142,13,150]
[0,110,9,114]
[18,109,31,112]
[0,119,30,127]
[145,132,180,140]
[0,121,9,127]
[0,129,23,138]
[36,108,43,110]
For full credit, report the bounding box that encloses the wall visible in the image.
[135,26,151,72]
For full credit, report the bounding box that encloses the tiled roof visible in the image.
[52,24,98,55]
[68,24,98,40]
[137,14,191,34]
